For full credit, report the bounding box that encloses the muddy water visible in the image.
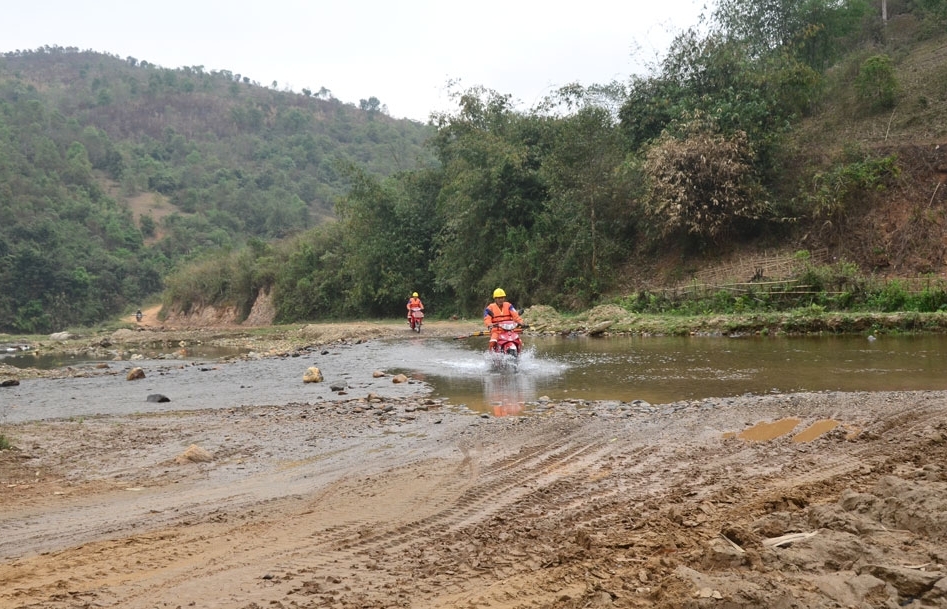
[392,334,947,412]
[0,346,249,369]
[721,417,844,443]
[0,343,425,424]
[3,334,946,422]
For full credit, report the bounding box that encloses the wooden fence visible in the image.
[652,249,947,302]
[693,249,829,285]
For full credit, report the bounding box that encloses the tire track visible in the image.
[108,426,619,607]
[8,393,944,609]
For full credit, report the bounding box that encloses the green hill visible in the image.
[3,1,947,333]
[0,47,435,332]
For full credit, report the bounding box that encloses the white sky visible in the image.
[3,0,708,122]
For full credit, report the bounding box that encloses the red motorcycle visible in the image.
[408,307,424,333]
[489,321,524,360]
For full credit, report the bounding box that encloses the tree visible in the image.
[855,54,899,113]
[643,114,767,242]
[64,141,93,186]
[713,0,870,69]
[428,88,547,309]
[334,164,438,316]
[539,105,633,299]
[359,97,382,114]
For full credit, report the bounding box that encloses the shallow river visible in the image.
[395,334,947,412]
[2,334,945,422]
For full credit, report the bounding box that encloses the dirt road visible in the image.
[2,321,947,608]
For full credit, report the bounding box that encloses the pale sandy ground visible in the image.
[2,322,947,608]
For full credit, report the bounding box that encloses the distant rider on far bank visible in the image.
[406,292,424,321]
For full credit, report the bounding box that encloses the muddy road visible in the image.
[2,324,947,608]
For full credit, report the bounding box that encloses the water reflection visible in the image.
[388,340,567,416]
[482,372,537,417]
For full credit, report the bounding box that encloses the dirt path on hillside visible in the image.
[3,380,947,607]
[124,304,164,328]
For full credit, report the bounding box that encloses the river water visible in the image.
[389,334,947,412]
[2,334,945,421]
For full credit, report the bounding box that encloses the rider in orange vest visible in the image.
[483,288,524,348]
[407,292,424,320]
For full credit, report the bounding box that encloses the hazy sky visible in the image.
[4,0,708,122]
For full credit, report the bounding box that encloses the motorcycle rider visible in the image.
[483,288,524,350]
[406,292,424,322]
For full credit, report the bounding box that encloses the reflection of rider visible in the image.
[483,288,523,349]
[484,372,535,417]
[406,292,424,320]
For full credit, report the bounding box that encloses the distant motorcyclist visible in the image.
[483,288,524,350]
[136,309,143,322]
[406,292,424,321]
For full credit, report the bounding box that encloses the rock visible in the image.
[1,378,20,387]
[110,328,137,340]
[588,321,613,336]
[813,573,893,607]
[930,577,947,601]
[329,381,347,391]
[175,444,213,464]
[372,370,386,378]
[587,590,614,607]
[126,367,145,380]
[49,332,74,341]
[303,367,324,383]
[703,537,747,569]
[392,374,409,384]
[146,394,171,403]
[861,564,944,598]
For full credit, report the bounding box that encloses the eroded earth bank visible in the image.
[2,325,947,608]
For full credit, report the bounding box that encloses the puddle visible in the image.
[792,419,840,443]
[726,418,801,442]
[724,417,842,443]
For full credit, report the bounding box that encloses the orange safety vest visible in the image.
[407,297,423,310]
[484,302,521,327]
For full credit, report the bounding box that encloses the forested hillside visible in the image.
[158,0,947,323]
[4,0,947,333]
[0,48,434,332]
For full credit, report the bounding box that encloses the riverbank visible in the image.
[2,386,947,608]
[4,306,947,383]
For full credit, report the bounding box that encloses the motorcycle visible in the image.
[487,321,524,368]
[408,307,424,333]
[452,322,528,369]
[135,310,143,322]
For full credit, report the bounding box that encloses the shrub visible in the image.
[868,280,909,311]
[643,114,768,241]
[806,151,900,224]
[855,54,899,113]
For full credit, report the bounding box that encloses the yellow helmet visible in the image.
[412,292,418,297]
[492,288,506,298]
